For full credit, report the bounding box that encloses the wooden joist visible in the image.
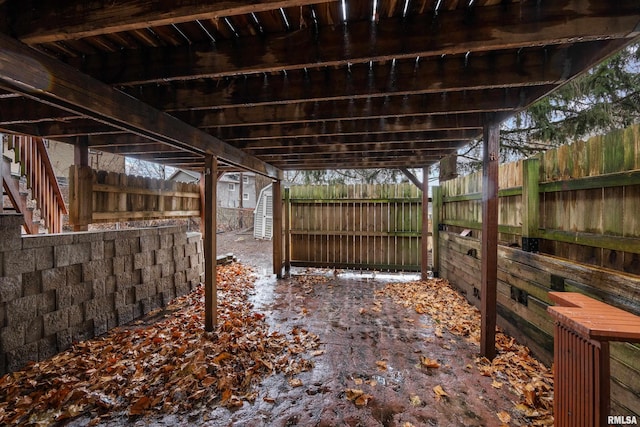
[37,0,640,85]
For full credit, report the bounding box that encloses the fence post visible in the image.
[522,157,540,252]
[272,180,283,278]
[421,166,430,280]
[431,185,442,277]
[284,187,291,278]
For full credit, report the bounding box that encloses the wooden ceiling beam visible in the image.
[81,129,479,150]
[268,158,442,170]
[171,86,554,127]
[215,114,483,140]
[0,97,82,124]
[0,85,551,129]
[245,140,468,155]
[131,42,605,110]
[12,0,338,44]
[55,0,640,85]
[238,130,480,148]
[255,142,466,157]
[0,32,281,179]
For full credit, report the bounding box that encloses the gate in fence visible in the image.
[286,183,430,272]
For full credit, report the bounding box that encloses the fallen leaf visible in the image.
[345,389,373,407]
[433,385,448,400]
[492,380,503,389]
[354,393,372,406]
[376,360,388,371]
[128,396,152,416]
[410,395,421,406]
[288,378,303,387]
[420,356,440,369]
[497,410,511,423]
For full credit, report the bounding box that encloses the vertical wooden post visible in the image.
[421,166,430,280]
[272,179,283,278]
[199,177,205,234]
[431,185,442,277]
[0,151,4,214]
[204,155,218,331]
[481,119,500,360]
[284,187,291,278]
[521,157,540,252]
[70,136,91,231]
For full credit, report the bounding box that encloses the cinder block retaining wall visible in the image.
[0,214,203,375]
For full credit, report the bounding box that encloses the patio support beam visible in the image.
[421,166,430,280]
[70,136,91,232]
[480,116,500,360]
[272,180,284,278]
[204,155,218,331]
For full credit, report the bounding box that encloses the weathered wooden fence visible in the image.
[287,183,430,272]
[69,167,200,227]
[434,125,640,417]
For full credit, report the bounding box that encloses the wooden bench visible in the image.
[548,292,640,427]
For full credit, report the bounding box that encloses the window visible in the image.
[243,175,249,184]
[228,183,235,191]
[243,193,249,200]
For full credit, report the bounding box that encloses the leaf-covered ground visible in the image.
[0,264,320,426]
[379,278,554,426]
[1,250,555,426]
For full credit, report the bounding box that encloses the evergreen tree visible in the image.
[457,42,640,175]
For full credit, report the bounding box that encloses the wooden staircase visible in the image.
[1,135,67,234]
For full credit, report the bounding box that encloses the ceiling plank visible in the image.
[171,86,554,127]
[213,114,484,140]
[13,0,338,44]
[0,32,281,178]
[131,42,609,110]
[0,97,82,124]
[82,129,480,150]
[59,0,640,85]
[21,86,551,128]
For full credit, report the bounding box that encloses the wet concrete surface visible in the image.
[213,269,519,427]
[71,232,522,426]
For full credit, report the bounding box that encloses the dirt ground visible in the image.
[58,230,531,426]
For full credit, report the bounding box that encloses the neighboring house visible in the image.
[168,168,200,184]
[217,172,257,209]
[168,169,259,210]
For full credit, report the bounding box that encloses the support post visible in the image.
[0,151,4,214]
[431,186,442,277]
[421,166,430,280]
[480,119,499,360]
[272,180,283,278]
[204,155,218,331]
[522,158,540,252]
[284,187,291,278]
[70,136,91,232]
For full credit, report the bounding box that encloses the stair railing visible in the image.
[6,135,68,233]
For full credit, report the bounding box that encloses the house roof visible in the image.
[0,1,638,179]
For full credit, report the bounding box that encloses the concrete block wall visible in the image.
[0,213,204,375]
